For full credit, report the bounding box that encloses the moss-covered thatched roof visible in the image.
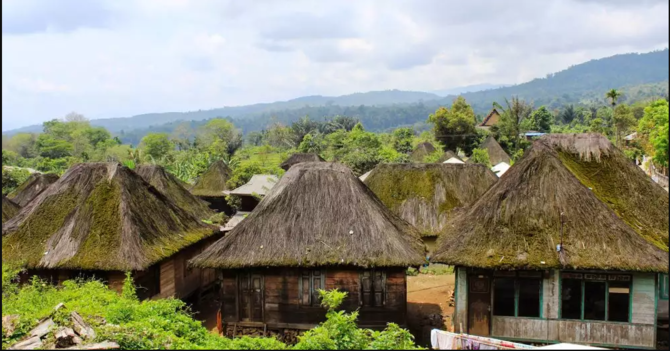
[431,133,668,273]
[364,163,498,238]
[190,160,233,197]
[280,153,325,171]
[134,164,213,219]
[7,173,59,207]
[437,150,462,163]
[2,196,20,224]
[410,142,436,162]
[191,162,426,269]
[480,136,511,165]
[2,162,218,271]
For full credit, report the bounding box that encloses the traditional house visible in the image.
[437,150,462,164]
[410,142,436,162]
[279,153,325,171]
[7,173,59,207]
[477,109,501,130]
[134,164,213,219]
[363,163,497,253]
[2,163,223,301]
[431,134,668,349]
[479,136,511,165]
[221,174,279,231]
[190,162,425,333]
[2,195,20,224]
[190,160,234,214]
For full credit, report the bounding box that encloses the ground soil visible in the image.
[406,273,455,347]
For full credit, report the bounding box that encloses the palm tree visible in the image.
[606,89,621,107]
[493,96,533,153]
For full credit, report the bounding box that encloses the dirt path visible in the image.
[406,273,455,347]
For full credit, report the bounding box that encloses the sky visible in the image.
[2,0,669,131]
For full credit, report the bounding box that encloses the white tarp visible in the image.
[443,157,465,164]
[536,343,606,350]
[491,162,510,177]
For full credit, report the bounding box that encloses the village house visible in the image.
[363,163,497,253]
[190,162,426,335]
[6,172,59,207]
[438,150,463,164]
[221,174,278,231]
[477,108,501,131]
[190,160,234,214]
[279,153,325,171]
[477,135,511,166]
[431,134,669,349]
[410,142,436,162]
[2,162,223,301]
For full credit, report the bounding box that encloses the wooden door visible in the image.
[467,274,491,336]
[239,273,264,322]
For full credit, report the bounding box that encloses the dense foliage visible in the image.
[1,265,422,350]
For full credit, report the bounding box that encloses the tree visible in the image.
[140,133,173,160]
[392,127,414,154]
[493,96,533,154]
[612,104,636,147]
[198,118,242,156]
[469,148,491,168]
[6,133,37,158]
[35,134,74,158]
[606,89,622,107]
[427,97,477,153]
[638,99,669,169]
[558,104,578,124]
[527,106,553,132]
[170,123,193,151]
[290,116,320,146]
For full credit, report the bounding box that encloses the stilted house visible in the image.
[363,163,498,253]
[134,164,213,219]
[431,134,668,349]
[221,174,278,231]
[477,109,501,131]
[2,195,20,224]
[437,150,462,163]
[479,136,511,166]
[7,173,59,207]
[279,153,325,171]
[190,160,234,214]
[410,142,436,162]
[190,162,426,333]
[2,163,223,301]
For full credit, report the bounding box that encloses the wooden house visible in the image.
[6,172,59,207]
[2,195,20,224]
[279,153,325,171]
[410,142,436,162]
[190,160,234,214]
[477,108,501,130]
[2,162,223,301]
[363,163,498,253]
[431,134,669,349]
[190,162,426,333]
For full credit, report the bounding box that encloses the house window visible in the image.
[661,274,669,300]
[560,272,631,322]
[300,270,324,306]
[361,270,386,307]
[492,272,542,318]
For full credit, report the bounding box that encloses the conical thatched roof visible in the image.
[2,195,20,224]
[191,162,426,269]
[437,150,462,163]
[7,173,59,207]
[190,160,233,197]
[224,175,278,197]
[432,133,668,272]
[480,136,511,165]
[134,164,213,219]
[280,153,325,171]
[364,163,498,238]
[410,142,436,162]
[2,163,218,271]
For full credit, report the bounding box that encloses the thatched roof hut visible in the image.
[479,136,511,165]
[363,163,498,238]
[2,195,20,224]
[190,160,233,197]
[437,150,462,163]
[134,164,213,219]
[191,162,426,269]
[224,175,279,197]
[279,153,325,171]
[2,162,218,271]
[432,133,668,272]
[7,173,59,207]
[410,142,436,162]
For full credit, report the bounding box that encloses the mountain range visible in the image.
[4,49,668,141]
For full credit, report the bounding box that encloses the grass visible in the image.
[407,264,454,276]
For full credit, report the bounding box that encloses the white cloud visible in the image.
[1,0,668,131]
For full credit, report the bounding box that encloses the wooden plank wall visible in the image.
[631,273,656,325]
[454,267,468,333]
[218,267,408,329]
[557,320,655,348]
[159,259,175,297]
[543,269,559,319]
